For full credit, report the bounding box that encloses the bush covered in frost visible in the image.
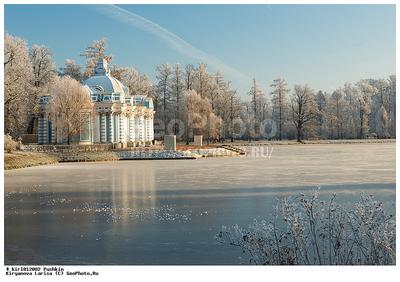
[216,190,395,265]
[4,134,17,153]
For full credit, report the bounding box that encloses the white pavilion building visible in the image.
[38,59,155,146]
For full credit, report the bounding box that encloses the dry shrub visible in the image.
[216,190,395,265]
[4,134,17,153]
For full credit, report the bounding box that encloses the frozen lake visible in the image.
[4,143,396,264]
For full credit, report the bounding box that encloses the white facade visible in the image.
[38,59,155,146]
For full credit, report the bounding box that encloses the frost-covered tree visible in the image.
[47,76,93,144]
[375,79,390,108]
[214,89,235,140]
[194,63,211,98]
[356,81,376,138]
[108,65,126,81]
[117,67,154,97]
[226,90,242,141]
[208,72,225,111]
[30,45,56,88]
[182,89,222,143]
[206,112,222,143]
[387,75,396,136]
[155,64,173,133]
[209,73,230,140]
[184,90,207,142]
[248,78,264,139]
[184,64,195,90]
[328,88,347,139]
[343,82,359,138]
[315,90,327,138]
[270,78,289,140]
[376,104,390,138]
[59,59,83,82]
[28,45,56,133]
[291,85,318,142]
[4,33,33,138]
[80,38,112,79]
[170,64,185,134]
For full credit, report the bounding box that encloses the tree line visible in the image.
[4,33,396,143]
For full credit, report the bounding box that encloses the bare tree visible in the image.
[270,78,289,140]
[47,76,93,144]
[291,85,318,142]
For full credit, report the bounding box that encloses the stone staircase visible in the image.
[218,144,246,155]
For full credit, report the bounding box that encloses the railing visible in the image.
[21,144,113,152]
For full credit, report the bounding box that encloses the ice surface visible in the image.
[4,143,396,265]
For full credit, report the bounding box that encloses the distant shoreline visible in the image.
[4,139,395,170]
[224,138,395,146]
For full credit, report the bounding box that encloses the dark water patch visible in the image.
[5,183,395,265]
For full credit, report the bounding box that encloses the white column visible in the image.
[129,117,135,142]
[148,116,154,141]
[125,116,130,142]
[134,116,140,142]
[93,112,99,143]
[119,114,125,143]
[109,112,114,143]
[139,116,145,142]
[151,116,154,141]
[101,113,106,143]
[144,117,148,141]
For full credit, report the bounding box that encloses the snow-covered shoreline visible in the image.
[116,147,240,160]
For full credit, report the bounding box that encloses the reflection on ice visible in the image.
[73,203,192,223]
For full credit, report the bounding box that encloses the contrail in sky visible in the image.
[93,4,252,85]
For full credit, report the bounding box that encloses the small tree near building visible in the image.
[47,76,93,144]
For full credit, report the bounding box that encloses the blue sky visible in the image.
[5,4,396,98]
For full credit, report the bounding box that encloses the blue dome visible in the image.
[82,59,129,97]
[83,75,128,95]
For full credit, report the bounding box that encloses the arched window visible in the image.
[94,85,104,92]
